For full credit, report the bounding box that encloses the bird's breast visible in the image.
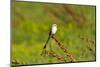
[52,26,57,34]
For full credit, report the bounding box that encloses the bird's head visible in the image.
[52,24,57,27]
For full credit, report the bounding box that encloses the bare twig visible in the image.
[12,59,20,64]
[79,36,96,56]
[87,46,95,56]
[45,50,67,62]
[80,36,95,45]
[51,35,76,62]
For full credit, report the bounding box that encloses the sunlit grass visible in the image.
[11,1,96,65]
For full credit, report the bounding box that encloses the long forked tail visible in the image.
[40,36,51,55]
[43,36,51,49]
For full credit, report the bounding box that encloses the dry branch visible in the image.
[79,36,96,56]
[51,35,76,62]
[45,50,67,62]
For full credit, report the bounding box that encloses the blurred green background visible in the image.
[11,1,96,65]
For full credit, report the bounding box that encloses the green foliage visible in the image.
[11,1,96,65]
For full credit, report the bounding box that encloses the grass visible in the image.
[11,1,96,66]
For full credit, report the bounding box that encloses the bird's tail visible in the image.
[40,36,51,55]
[43,36,51,49]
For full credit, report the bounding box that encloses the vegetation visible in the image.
[11,1,96,66]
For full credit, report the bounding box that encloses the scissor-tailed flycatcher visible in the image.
[43,24,57,49]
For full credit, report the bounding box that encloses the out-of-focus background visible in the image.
[11,0,96,65]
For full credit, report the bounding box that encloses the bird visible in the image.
[43,24,57,49]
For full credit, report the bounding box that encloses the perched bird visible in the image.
[43,24,57,49]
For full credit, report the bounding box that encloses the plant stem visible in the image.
[51,35,76,62]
